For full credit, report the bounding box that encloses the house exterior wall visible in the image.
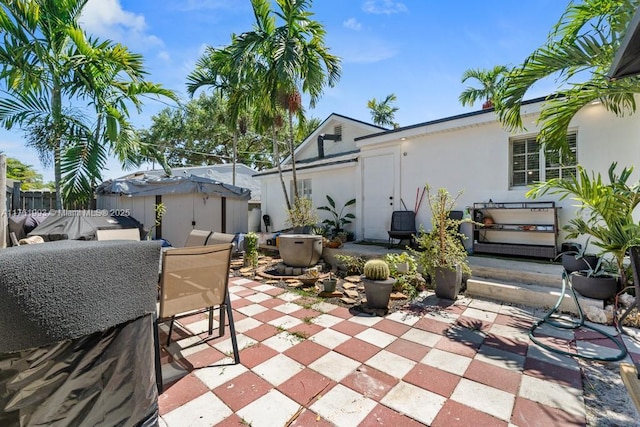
[97,195,156,236]
[359,100,640,248]
[97,193,248,246]
[295,116,382,161]
[261,102,640,252]
[260,162,357,234]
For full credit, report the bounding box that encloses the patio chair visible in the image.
[184,229,212,247]
[157,243,239,361]
[388,210,417,248]
[96,228,141,241]
[449,210,465,247]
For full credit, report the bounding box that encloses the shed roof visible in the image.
[96,174,251,200]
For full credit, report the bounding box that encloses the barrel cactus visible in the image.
[363,259,390,280]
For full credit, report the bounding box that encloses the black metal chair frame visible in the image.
[529,270,627,362]
[619,246,640,333]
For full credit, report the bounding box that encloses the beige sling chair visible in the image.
[157,243,239,360]
[184,229,212,247]
[96,228,141,241]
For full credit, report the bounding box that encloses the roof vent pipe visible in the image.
[317,133,342,159]
[317,134,325,159]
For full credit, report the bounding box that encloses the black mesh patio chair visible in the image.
[449,210,465,247]
[388,210,417,248]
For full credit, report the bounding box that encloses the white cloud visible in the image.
[343,18,362,31]
[362,0,407,15]
[337,38,397,64]
[157,51,171,62]
[80,0,163,49]
[177,0,243,11]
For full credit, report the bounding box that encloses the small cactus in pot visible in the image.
[362,259,395,311]
[363,259,390,280]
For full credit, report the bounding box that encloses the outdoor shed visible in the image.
[96,174,250,247]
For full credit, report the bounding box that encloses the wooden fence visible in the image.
[5,181,95,213]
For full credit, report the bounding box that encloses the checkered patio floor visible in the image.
[156,277,640,426]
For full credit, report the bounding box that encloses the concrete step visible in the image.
[468,256,563,289]
[466,277,603,316]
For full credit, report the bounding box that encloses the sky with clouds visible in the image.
[2,0,571,182]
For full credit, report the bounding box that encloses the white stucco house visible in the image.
[256,113,385,233]
[257,97,640,256]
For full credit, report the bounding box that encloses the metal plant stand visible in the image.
[529,271,627,362]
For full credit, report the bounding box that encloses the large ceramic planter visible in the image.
[562,254,599,274]
[362,277,395,309]
[570,273,618,300]
[434,265,462,300]
[278,234,323,267]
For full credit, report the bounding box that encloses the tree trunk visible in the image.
[52,81,63,210]
[0,154,7,248]
[288,109,298,200]
[232,130,237,186]
[273,126,290,210]
[54,142,62,210]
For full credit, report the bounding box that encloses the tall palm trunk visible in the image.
[232,129,237,186]
[273,126,290,210]
[51,80,63,210]
[288,109,298,200]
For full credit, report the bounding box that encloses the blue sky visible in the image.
[1,0,571,183]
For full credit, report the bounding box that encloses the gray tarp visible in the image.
[95,174,251,200]
[28,211,143,241]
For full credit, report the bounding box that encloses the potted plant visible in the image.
[384,252,424,299]
[385,252,416,275]
[411,185,471,300]
[334,254,366,275]
[244,232,259,268]
[361,259,395,309]
[558,238,600,274]
[317,195,356,239]
[321,271,337,293]
[285,197,319,234]
[528,163,640,292]
[570,258,618,300]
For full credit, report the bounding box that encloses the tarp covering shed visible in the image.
[96,174,251,246]
[95,174,251,200]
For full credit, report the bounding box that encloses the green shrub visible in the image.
[245,232,259,267]
[335,254,366,275]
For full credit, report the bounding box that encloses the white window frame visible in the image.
[510,132,577,188]
[290,178,312,202]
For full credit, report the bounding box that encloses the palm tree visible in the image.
[229,0,341,202]
[187,45,254,185]
[0,0,175,208]
[494,0,640,157]
[459,65,509,109]
[367,93,399,128]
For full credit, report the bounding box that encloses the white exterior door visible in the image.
[362,153,395,241]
